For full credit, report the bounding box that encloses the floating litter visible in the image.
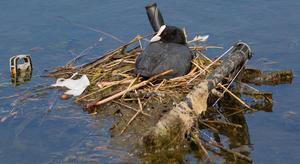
[51,72,90,96]
[9,54,33,85]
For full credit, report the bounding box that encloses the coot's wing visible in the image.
[136,42,192,78]
[135,42,166,77]
[152,43,192,78]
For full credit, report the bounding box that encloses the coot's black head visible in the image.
[150,25,187,45]
[160,26,186,44]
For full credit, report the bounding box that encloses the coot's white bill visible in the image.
[150,25,166,42]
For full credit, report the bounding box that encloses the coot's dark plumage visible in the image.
[135,3,192,79]
[136,40,192,79]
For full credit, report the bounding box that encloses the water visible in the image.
[0,0,299,163]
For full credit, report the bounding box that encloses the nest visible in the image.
[49,35,220,121]
[49,35,276,163]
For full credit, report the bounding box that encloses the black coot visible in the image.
[135,3,192,79]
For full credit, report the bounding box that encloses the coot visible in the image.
[135,3,192,79]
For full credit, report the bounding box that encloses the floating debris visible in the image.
[51,72,90,96]
[188,34,210,43]
[9,54,33,86]
[0,112,17,123]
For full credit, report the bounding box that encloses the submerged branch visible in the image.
[240,68,293,85]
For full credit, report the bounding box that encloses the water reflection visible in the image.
[10,71,32,86]
[195,84,274,163]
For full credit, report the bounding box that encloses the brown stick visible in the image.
[85,70,173,108]
[112,100,151,117]
[120,109,141,135]
[81,35,141,70]
[198,119,219,133]
[218,84,256,111]
[191,132,213,164]
[202,138,252,162]
[203,120,242,128]
[121,76,139,98]
[120,90,144,135]
[97,79,133,88]
[76,79,133,102]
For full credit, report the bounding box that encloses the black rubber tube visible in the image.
[206,42,252,91]
[145,3,165,32]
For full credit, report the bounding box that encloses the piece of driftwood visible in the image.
[142,42,252,153]
[240,68,293,85]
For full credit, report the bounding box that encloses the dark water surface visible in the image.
[0,0,299,163]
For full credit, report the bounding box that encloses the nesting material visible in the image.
[48,36,216,107]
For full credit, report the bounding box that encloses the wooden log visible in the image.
[142,42,252,151]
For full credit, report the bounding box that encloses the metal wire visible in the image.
[212,60,249,107]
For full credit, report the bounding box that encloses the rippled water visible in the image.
[0,0,299,163]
